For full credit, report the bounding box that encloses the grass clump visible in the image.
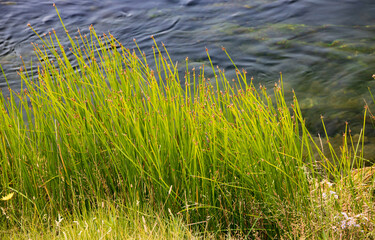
[1,202,198,240]
[1,5,375,238]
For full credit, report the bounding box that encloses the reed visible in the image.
[0,5,374,238]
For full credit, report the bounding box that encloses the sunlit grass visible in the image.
[1,202,198,240]
[0,5,375,238]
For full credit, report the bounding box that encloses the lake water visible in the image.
[1,0,375,136]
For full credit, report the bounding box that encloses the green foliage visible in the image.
[0,6,374,238]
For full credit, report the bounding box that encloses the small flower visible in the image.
[341,220,347,229]
[329,191,338,199]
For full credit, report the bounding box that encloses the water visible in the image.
[1,0,375,136]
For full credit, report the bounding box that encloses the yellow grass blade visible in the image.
[1,192,14,201]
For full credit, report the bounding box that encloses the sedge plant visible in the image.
[0,5,374,238]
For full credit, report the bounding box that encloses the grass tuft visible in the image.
[1,6,375,238]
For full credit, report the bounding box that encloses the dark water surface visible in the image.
[1,0,375,135]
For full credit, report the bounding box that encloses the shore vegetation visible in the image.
[1,6,374,239]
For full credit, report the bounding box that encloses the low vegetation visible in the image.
[0,6,374,239]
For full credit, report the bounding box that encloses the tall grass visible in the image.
[1,5,374,238]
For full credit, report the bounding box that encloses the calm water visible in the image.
[1,0,375,135]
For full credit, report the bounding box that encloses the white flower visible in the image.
[341,220,347,229]
[339,212,361,229]
[329,191,338,199]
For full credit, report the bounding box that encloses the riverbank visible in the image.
[1,7,375,238]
